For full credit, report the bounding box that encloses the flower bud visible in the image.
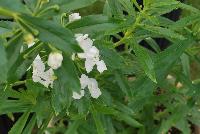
[48,52,63,70]
[69,13,81,22]
[24,33,35,47]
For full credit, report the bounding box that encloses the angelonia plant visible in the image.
[0,0,200,134]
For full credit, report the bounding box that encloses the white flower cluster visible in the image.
[69,13,107,99]
[72,74,101,99]
[26,35,63,87]
[32,52,63,87]
[75,34,107,73]
[32,55,55,88]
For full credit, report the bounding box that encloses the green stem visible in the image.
[114,13,143,48]
[0,7,17,17]
[10,80,26,87]
[35,5,59,17]
[23,42,43,59]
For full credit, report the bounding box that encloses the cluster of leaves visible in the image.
[0,0,200,133]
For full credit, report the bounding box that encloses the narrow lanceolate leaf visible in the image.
[0,21,16,37]
[52,55,80,114]
[0,0,28,17]
[140,24,185,40]
[60,0,97,11]
[67,15,118,37]
[22,114,36,134]
[114,70,133,97]
[20,14,82,54]
[0,38,8,83]
[97,44,125,70]
[65,120,82,134]
[114,112,143,128]
[154,38,194,81]
[91,106,105,134]
[133,43,157,83]
[7,42,43,82]
[169,14,200,30]
[9,110,31,134]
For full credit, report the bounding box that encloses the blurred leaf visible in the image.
[65,120,81,134]
[20,14,82,54]
[140,24,185,40]
[22,114,36,134]
[91,105,105,134]
[52,55,80,114]
[9,109,31,134]
[133,43,157,83]
[0,38,8,83]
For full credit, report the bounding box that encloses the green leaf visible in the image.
[22,114,37,134]
[67,15,118,37]
[117,0,136,16]
[97,44,125,70]
[114,70,133,97]
[155,38,194,81]
[7,42,43,82]
[50,0,97,12]
[0,38,8,83]
[91,105,105,134]
[144,37,161,53]
[140,24,185,40]
[9,109,31,134]
[133,43,157,83]
[157,105,189,134]
[180,53,190,78]
[114,112,143,128]
[0,21,15,37]
[65,120,81,134]
[6,32,23,69]
[52,55,80,114]
[0,0,28,17]
[20,14,82,54]
[169,14,200,30]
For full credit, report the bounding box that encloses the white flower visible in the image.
[80,74,89,89]
[88,78,102,99]
[96,60,107,73]
[74,74,102,99]
[32,55,55,88]
[69,13,81,22]
[85,58,96,73]
[75,34,93,51]
[75,34,107,73]
[48,52,63,70]
[86,46,99,59]
[72,90,85,99]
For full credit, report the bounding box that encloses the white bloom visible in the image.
[48,52,63,70]
[96,60,107,73]
[86,46,99,59]
[85,58,96,73]
[72,90,85,99]
[88,78,102,98]
[32,55,55,88]
[75,34,107,73]
[69,13,81,22]
[74,74,102,99]
[80,74,89,89]
[75,34,93,52]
